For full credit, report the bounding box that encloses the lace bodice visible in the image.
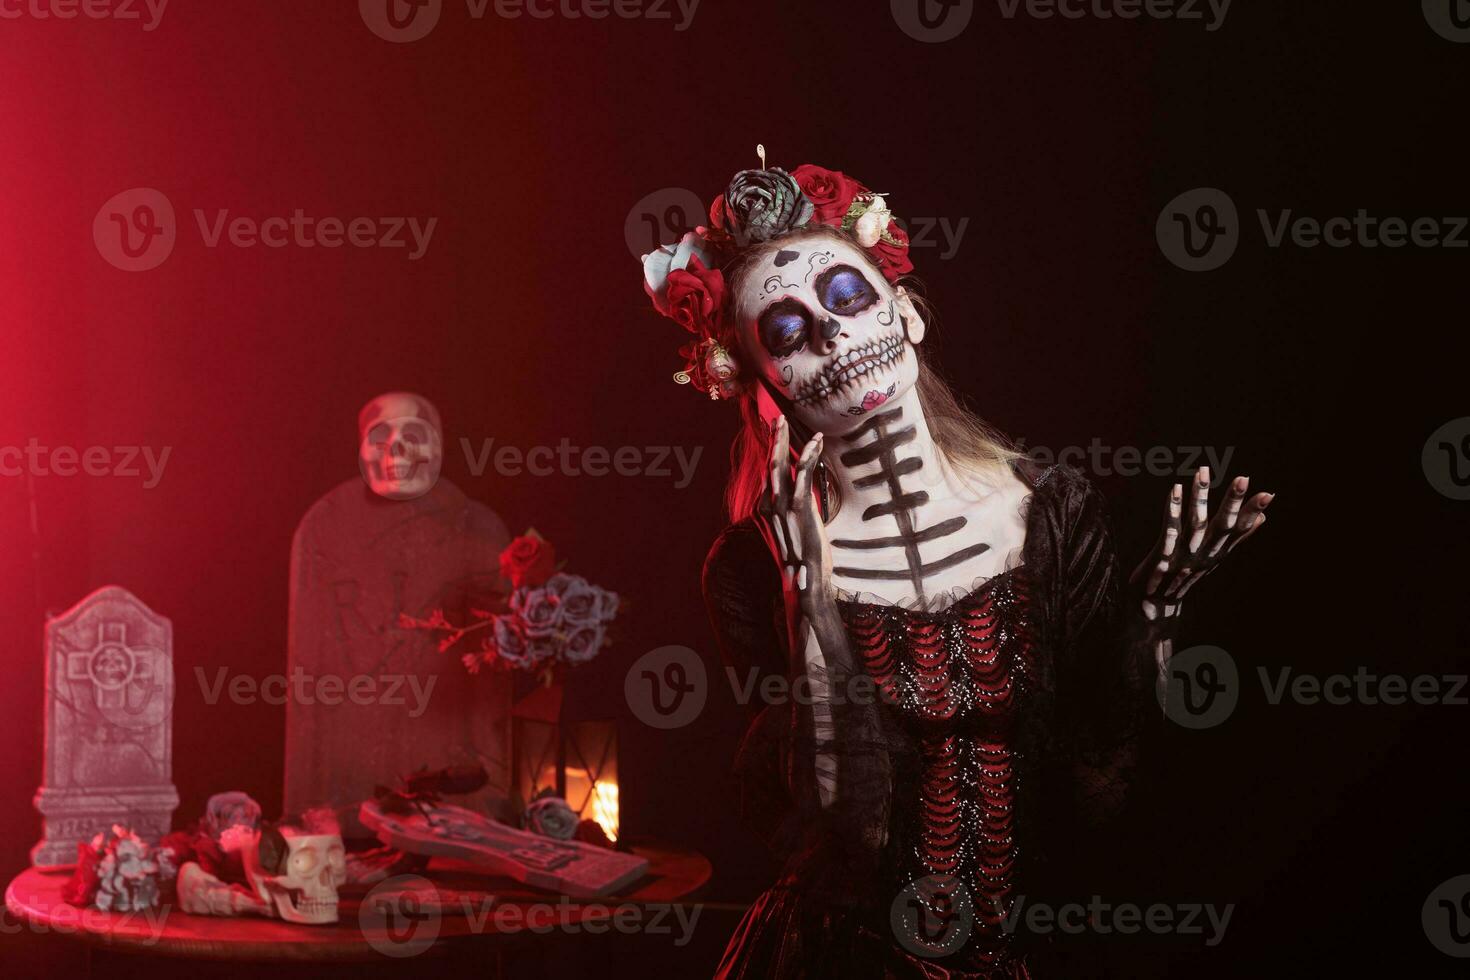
[840,566,1034,972]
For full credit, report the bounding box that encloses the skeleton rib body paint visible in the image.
[739,236,1026,608]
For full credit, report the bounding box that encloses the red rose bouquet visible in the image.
[402,529,619,683]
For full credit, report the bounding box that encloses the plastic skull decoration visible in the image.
[357,391,443,500]
[243,812,347,925]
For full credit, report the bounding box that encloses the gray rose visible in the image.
[525,633,559,666]
[558,575,601,627]
[563,625,605,664]
[717,167,815,245]
[514,585,561,630]
[494,616,533,667]
[594,587,619,623]
[204,791,262,840]
[524,794,578,840]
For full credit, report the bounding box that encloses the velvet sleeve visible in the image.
[701,521,897,896]
[1036,465,1154,827]
[701,522,803,858]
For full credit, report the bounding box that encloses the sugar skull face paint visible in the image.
[736,235,921,432]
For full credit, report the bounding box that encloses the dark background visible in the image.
[1,1,1465,976]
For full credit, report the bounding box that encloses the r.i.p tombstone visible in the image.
[284,393,513,833]
[32,586,179,868]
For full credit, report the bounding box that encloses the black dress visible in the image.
[702,462,1155,979]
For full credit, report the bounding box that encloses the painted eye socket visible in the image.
[758,299,811,358]
[816,265,877,316]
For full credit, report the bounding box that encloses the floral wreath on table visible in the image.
[641,146,915,400]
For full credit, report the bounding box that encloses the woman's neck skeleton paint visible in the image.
[739,240,1026,607]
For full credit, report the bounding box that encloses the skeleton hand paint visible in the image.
[738,237,923,435]
[1130,466,1273,669]
[756,416,835,615]
[756,415,890,819]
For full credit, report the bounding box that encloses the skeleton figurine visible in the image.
[177,811,347,925]
[357,391,444,500]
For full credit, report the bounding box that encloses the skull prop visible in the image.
[243,814,347,925]
[357,391,443,500]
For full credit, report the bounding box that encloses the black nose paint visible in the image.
[818,315,840,340]
[774,249,799,267]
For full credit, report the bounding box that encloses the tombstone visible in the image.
[32,586,179,868]
[284,394,512,834]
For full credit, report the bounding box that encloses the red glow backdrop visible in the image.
[0,3,1465,976]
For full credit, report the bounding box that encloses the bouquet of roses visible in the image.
[401,530,619,680]
[64,825,178,912]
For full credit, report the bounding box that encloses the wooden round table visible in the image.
[5,840,711,965]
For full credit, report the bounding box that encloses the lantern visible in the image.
[511,680,619,843]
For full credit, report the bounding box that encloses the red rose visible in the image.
[500,533,556,589]
[869,218,914,283]
[664,256,725,337]
[62,842,102,906]
[792,164,867,226]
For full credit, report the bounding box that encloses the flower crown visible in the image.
[641,148,914,401]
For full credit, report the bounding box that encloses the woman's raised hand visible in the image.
[1130,466,1272,625]
[755,416,834,616]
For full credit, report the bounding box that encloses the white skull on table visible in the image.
[243,813,347,925]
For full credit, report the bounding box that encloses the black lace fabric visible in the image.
[702,462,1157,979]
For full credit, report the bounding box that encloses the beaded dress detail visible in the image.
[705,463,1150,980]
[840,567,1034,976]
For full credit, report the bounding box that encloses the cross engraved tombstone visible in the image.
[284,476,513,833]
[32,586,179,868]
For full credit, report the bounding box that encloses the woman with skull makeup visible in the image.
[641,157,1272,979]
